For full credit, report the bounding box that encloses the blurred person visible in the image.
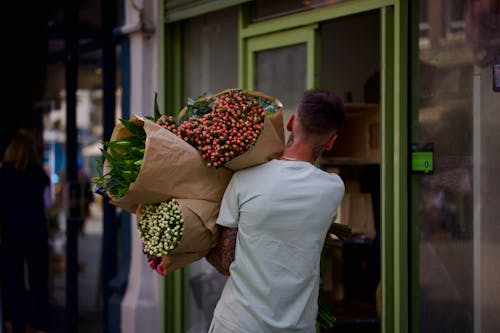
[0,129,50,333]
[206,90,345,333]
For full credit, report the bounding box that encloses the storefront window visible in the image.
[414,1,500,332]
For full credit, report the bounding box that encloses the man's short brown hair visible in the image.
[297,90,344,136]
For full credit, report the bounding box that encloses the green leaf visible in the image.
[120,119,146,137]
[104,140,134,148]
[153,91,162,121]
[100,148,114,162]
[329,222,352,240]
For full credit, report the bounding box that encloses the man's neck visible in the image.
[280,144,316,164]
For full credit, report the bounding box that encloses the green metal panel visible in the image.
[381,2,409,333]
[394,1,409,332]
[162,19,187,333]
[381,7,395,333]
[244,25,318,90]
[164,270,188,333]
[164,23,183,118]
[165,0,251,23]
[240,0,393,38]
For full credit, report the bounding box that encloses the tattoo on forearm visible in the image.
[206,227,238,276]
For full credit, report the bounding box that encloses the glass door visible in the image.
[412,1,500,332]
[318,11,382,333]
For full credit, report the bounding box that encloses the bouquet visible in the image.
[95,115,233,212]
[137,198,220,276]
[94,89,287,275]
[157,89,285,170]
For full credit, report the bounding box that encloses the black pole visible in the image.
[64,1,80,332]
[101,0,118,331]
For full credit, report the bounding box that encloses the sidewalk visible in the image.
[48,202,103,333]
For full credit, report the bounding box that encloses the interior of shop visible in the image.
[319,10,381,333]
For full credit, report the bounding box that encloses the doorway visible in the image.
[245,9,382,333]
[319,10,381,333]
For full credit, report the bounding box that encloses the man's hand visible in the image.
[206,226,238,276]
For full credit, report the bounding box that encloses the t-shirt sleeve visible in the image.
[216,174,240,228]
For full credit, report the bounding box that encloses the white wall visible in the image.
[120,0,163,332]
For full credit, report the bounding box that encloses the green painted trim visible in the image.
[245,25,318,90]
[183,267,191,330]
[164,270,187,333]
[163,20,188,333]
[395,1,409,332]
[381,7,395,333]
[173,270,183,332]
[381,1,409,333]
[165,0,251,23]
[165,23,183,117]
[241,0,393,38]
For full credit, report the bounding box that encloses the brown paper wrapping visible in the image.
[105,115,233,212]
[178,89,286,171]
[137,198,221,275]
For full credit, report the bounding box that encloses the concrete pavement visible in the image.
[48,202,103,333]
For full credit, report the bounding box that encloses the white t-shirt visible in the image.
[210,159,345,333]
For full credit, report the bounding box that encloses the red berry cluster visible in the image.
[158,91,266,168]
[156,115,177,133]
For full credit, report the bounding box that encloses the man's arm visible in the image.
[206,226,238,276]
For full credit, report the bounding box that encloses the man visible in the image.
[206,90,345,333]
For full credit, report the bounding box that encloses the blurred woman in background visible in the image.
[0,129,50,333]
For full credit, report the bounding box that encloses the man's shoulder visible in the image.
[312,165,343,181]
[311,168,345,194]
[233,159,276,176]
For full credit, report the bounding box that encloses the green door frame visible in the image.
[160,1,410,332]
[161,15,190,333]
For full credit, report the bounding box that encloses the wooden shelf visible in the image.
[323,103,380,164]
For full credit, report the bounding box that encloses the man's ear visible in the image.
[286,114,295,131]
[325,133,338,151]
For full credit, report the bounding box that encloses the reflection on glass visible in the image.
[416,0,500,332]
[255,43,307,139]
